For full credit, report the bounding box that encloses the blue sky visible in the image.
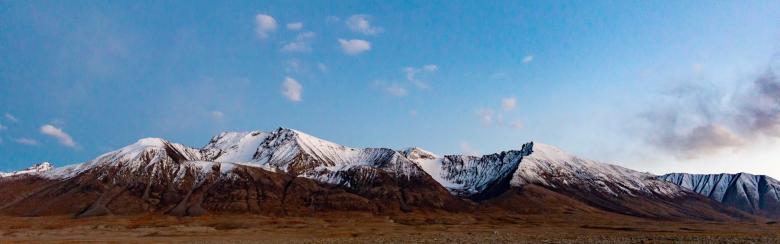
[2,1,780,177]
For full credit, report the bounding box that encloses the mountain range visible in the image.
[0,128,777,220]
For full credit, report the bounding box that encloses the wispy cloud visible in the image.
[476,97,523,129]
[0,123,6,131]
[404,64,438,89]
[642,60,780,158]
[317,63,328,73]
[211,111,225,120]
[40,124,77,148]
[522,55,534,64]
[346,15,383,35]
[508,119,523,129]
[738,71,780,137]
[282,76,302,102]
[5,113,18,123]
[282,31,316,52]
[475,108,495,126]
[374,81,407,97]
[502,97,517,111]
[15,138,38,146]
[338,39,371,55]
[285,59,302,73]
[286,22,303,31]
[255,14,277,39]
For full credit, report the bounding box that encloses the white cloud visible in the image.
[282,76,302,102]
[423,64,438,72]
[383,84,408,97]
[338,39,371,55]
[374,80,408,97]
[254,14,277,39]
[404,64,438,89]
[281,42,310,52]
[501,97,517,111]
[5,113,18,123]
[211,111,224,120]
[286,22,303,31]
[522,55,534,64]
[476,98,524,129]
[40,124,77,148]
[281,31,316,52]
[459,141,479,156]
[346,14,383,35]
[15,137,38,146]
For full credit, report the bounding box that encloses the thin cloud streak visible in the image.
[40,124,77,148]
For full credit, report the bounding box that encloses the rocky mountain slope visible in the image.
[661,173,780,218]
[0,128,765,220]
[408,142,751,220]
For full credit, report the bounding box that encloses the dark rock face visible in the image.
[0,153,468,218]
[661,173,780,218]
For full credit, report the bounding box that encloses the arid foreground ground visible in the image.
[1,212,778,243]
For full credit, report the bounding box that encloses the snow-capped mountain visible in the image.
[512,143,683,198]
[0,128,462,217]
[0,128,762,220]
[201,128,426,186]
[401,144,532,200]
[661,173,780,217]
[0,162,53,177]
[405,142,743,219]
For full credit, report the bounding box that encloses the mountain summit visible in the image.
[0,128,768,220]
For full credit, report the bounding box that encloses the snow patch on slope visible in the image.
[203,131,269,162]
[0,162,53,177]
[404,145,531,197]
[513,143,683,197]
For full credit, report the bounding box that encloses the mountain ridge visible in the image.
[661,172,780,218]
[0,128,770,220]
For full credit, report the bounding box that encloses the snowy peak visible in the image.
[400,147,438,160]
[512,143,684,197]
[523,143,575,162]
[53,137,205,178]
[24,162,53,172]
[104,137,202,162]
[250,128,426,183]
[0,162,54,177]
[407,143,533,198]
[661,172,780,217]
[202,130,269,162]
[251,127,356,170]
